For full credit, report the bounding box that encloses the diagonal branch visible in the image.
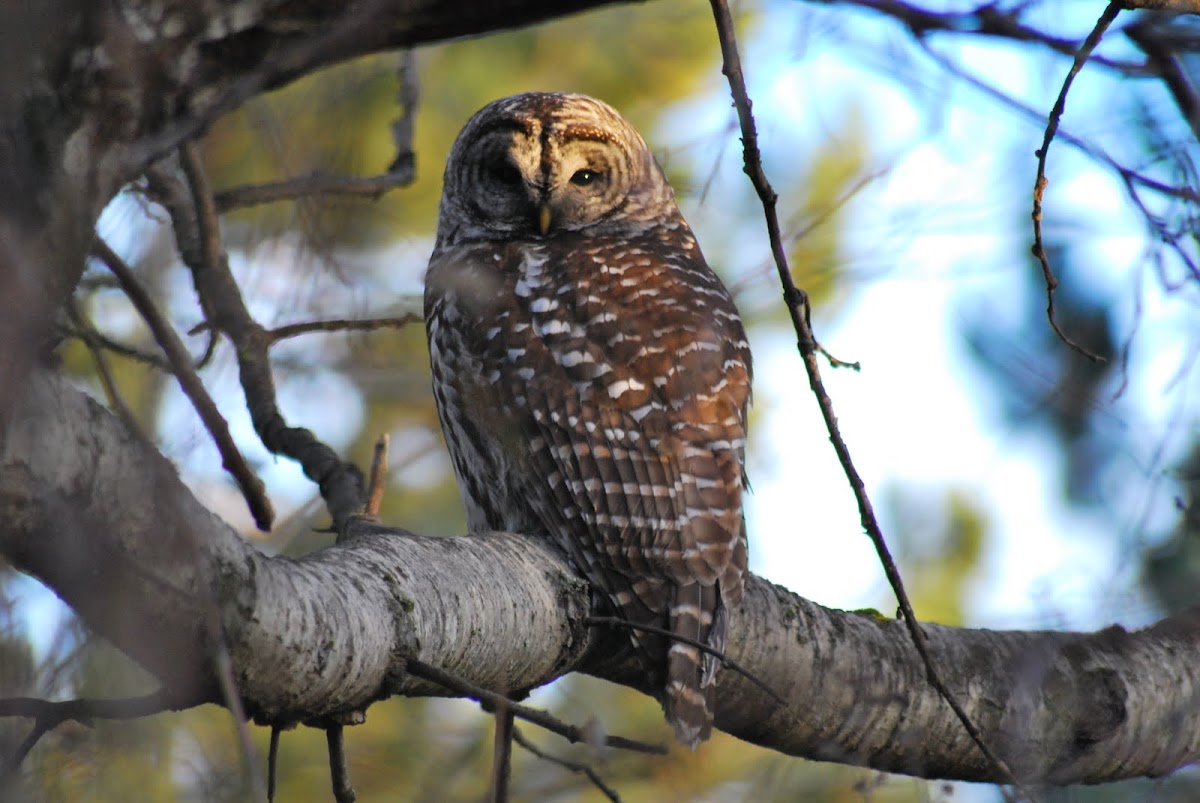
[513,728,621,802]
[94,238,274,530]
[213,171,416,214]
[1031,1,1122,362]
[0,693,178,783]
[406,659,667,755]
[145,148,366,533]
[707,0,1032,795]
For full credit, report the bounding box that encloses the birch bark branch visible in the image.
[2,369,1198,785]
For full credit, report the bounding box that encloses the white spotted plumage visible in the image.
[424,92,752,747]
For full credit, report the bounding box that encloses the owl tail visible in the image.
[663,582,724,748]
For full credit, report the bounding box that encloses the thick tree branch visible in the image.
[2,369,1199,785]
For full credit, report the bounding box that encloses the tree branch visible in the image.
[3,368,1199,785]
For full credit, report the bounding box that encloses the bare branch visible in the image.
[57,320,171,370]
[585,615,785,706]
[268,725,282,803]
[145,147,366,533]
[364,434,390,522]
[264,313,422,345]
[213,170,416,214]
[1031,1,1122,362]
[65,300,140,431]
[391,49,420,175]
[1122,0,1200,10]
[94,238,275,530]
[488,696,515,803]
[513,728,621,803]
[0,692,179,784]
[405,659,668,756]
[707,0,1031,795]
[815,0,1143,71]
[326,725,357,803]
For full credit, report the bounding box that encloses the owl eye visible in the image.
[488,161,523,186]
[570,169,602,186]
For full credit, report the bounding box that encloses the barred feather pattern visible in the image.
[425,93,752,747]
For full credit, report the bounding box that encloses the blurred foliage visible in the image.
[964,242,1120,510]
[201,1,727,251]
[960,220,1200,800]
[884,488,988,626]
[1144,444,1200,614]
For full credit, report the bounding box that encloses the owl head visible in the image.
[435,92,679,245]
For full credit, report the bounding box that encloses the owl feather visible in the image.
[425,92,752,747]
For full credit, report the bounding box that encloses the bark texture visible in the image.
[3,369,1200,784]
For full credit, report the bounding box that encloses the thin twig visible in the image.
[1126,19,1200,143]
[512,728,621,803]
[914,37,1200,286]
[390,49,419,174]
[489,694,515,803]
[268,725,281,803]
[707,0,1033,796]
[0,692,176,784]
[146,146,365,533]
[213,171,416,213]
[829,0,1142,71]
[264,313,421,344]
[210,635,264,800]
[405,659,667,756]
[65,300,140,430]
[913,39,1200,206]
[326,725,357,803]
[93,239,275,530]
[1031,1,1122,362]
[365,434,390,519]
[58,319,171,370]
[585,616,784,706]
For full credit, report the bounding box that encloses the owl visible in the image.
[424,92,752,747]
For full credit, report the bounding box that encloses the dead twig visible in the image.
[0,692,177,785]
[488,693,515,803]
[326,724,357,803]
[65,300,140,430]
[364,434,390,521]
[268,725,282,803]
[513,728,621,803]
[1031,1,1122,362]
[405,659,667,756]
[58,318,171,371]
[145,146,366,534]
[214,171,416,213]
[93,239,274,530]
[264,313,421,345]
[707,0,1034,797]
[208,632,264,800]
[584,616,785,706]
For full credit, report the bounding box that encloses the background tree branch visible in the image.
[3,369,1198,786]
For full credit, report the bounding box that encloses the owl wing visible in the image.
[489,237,750,599]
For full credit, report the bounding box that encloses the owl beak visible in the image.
[537,204,552,236]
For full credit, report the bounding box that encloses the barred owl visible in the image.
[424,92,752,747]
